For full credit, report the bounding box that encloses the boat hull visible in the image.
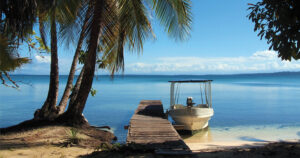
[169,107,214,131]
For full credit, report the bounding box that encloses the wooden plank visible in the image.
[173,125,186,130]
[129,132,178,135]
[129,126,174,129]
[126,100,190,151]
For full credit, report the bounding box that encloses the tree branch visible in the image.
[0,71,19,89]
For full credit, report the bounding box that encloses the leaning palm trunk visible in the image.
[68,66,84,107]
[63,0,104,125]
[57,6,92,114]
[35,14,59,120]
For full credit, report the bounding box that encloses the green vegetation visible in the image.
[248,0,300,61]
[95,142,146,152]
[64,0,192,125]
[66,128,80,144]
[90,88,97,97]
[0,0,192,126]
[0,0,36,88]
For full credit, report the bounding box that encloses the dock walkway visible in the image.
[127,100,190,152]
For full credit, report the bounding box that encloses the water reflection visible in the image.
[180,127,212,143]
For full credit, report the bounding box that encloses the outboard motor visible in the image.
[186,97,195,107]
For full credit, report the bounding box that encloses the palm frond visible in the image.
[0,34,30,71]
[150,0,192,41]
[38,17,49,50]
[55,0,81,24]
[119,0,154,53]
[36,0,82,49]
[88,0,192,76]
[0,0,37,46]
[59,2,90,49]
[98,0,154,75]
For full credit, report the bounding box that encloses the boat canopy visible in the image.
[169,79,213,108]
[168,79,213,83]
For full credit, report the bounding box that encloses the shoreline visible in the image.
[187,141,268,152]
[1,125,299,157]
[186,139,299,152]
[181,124,300,151]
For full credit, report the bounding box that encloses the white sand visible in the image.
[183,124,300,151]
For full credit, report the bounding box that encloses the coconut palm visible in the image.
[34,0,81,120]
[56,4,93,114]
[1,0,192,126]
[1,0,82,119]
[0,0,37,87]
[0,36,30,88]
[62,0,192,125]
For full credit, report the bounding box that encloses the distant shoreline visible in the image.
[10,71,300,76]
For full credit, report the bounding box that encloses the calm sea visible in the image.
[1,73,300,142]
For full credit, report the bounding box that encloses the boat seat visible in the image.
[197,104,209,108]
[172,104,185,109]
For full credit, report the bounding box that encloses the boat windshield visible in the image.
[169,80,212,108]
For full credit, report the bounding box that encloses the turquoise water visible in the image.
[1,73,300,142]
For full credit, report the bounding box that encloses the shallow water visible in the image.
[182,125,300,144]
[0,73,300,143]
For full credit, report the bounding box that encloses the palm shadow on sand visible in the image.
[239,136,269,142]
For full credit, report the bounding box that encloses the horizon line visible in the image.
[11,71,300,76]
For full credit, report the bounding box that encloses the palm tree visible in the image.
[2,0,192,126]
[0,0,37,87]
[57,4,93,114]
[1,0,82,119]
[61,0,107,124]
[34,0,80,120]
[62,0,192,125]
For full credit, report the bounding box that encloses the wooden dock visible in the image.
[127,100,190,153]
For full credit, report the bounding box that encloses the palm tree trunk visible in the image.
[63,0,104,124]
[68,66,84,107]
[57,6,92,114]
[34,14,59,120]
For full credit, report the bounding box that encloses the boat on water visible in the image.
[167,79,214,131]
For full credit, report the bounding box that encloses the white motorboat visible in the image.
[168,79,214,131]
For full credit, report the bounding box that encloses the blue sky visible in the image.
[15,0,300,75]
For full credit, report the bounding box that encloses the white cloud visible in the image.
[250,50,277,60]
[13,55,76,75]
[12,50,300,75]
[35,55,51,63]
[127,50,300,74]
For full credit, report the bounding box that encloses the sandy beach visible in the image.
[1,125,299,158]
[187,141,267,151]
[0,126,114,158]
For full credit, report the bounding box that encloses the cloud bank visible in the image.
[14,55,73,75]
[127,50,300,74]
[13,50,300,75]
[35,55,51,63]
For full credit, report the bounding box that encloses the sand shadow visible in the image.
[0,141,55,150]
[239,136,269,142]
[79,142,300,158]
[79,140,191,158]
